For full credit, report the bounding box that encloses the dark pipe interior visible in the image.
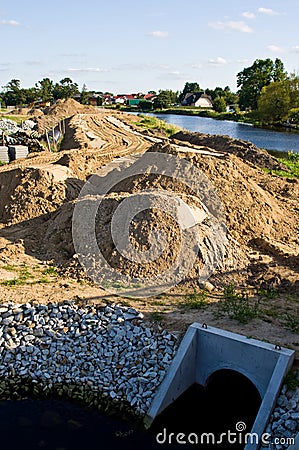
[0,370,262,450]
[150,369,262,449]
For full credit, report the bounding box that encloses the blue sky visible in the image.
[1,0,298,93]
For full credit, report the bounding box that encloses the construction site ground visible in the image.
[0,100,298,356]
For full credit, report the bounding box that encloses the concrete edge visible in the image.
[144,325,197,428]
[245,353,295,450]
[286,432,299,449]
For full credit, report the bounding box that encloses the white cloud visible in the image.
[148,30,169,38]
[291,46,299,53]
[267,44,285,53]
[208,21,253,33]
[242,12,255,19]
[115,63,170,71]
[191,63,203,69]
[208,57,228,66]
[67,67,109,73]
[1,19,20,26]
[257,7,280,16]
[158,70,188,80]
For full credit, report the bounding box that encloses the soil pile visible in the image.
[35,99,98,132]
[0,164,83,224]
[172,130,287,170]
[22,141,298,294]
[0,112,298,294]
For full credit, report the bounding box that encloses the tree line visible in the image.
[1,58,299,125]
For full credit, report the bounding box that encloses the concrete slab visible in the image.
[8,145,28,161]
[0,146,9,163]
[145,323,295,450]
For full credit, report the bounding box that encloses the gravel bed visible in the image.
[0,300,298,441]
[263,383,299,449]
[0,301,178,417]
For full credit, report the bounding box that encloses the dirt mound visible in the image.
[0,113,297,294]
[28,142,298,293]
[44,98,96,118]
[0,164,83,224]
[172,130,287,170]
[35,99,97,132]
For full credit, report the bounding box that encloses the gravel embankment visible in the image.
[0,301,177,416]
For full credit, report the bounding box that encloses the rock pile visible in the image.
[263,383,299,449]
[0,118,20,134]
[0,302,177,417]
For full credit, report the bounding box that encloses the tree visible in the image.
[237,58,287,110]
[53,78,79,100]
[213,96,226,113]
[139,100,153,111]
[23,87,39,104]
[153,90,178,109]
[205,86,238,106]
[258,75,299,124]
[3,79,25,106]
[36,78,54,102]
[80,83,89,104]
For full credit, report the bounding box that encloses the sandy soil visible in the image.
[0,99,298,356]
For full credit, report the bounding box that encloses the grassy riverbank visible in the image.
[132,114,180,137]
[267,150,299,178]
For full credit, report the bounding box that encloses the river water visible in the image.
[152,113,299,153]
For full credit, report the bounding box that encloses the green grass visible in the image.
[265,150,299,179]
[217,285,259,324]
[42,267,58,276]
[133,114,180,137]
[0,114,29,125]
[1,264,16,271]
[1,264,58,287]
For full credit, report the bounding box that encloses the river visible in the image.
[151,113,299,153]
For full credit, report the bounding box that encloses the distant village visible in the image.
[85,91,214,109]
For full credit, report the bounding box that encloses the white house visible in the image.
[181,92,213,108]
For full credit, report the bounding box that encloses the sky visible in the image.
[0,0,299,94]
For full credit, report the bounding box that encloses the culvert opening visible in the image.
[150,370,262,449]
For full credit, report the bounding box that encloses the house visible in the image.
[181,92,213,108]
[143,93,157,101]
[87,94,102,106]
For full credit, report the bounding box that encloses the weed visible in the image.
[151,311,164,322]
[185,290,207,310]
[284,371,299,391]
[217,285,259,324]
[36,277,50,284]
[1,278,24,287]
[284,313,299,333]
[1,264,16,271]
[42,267,58,276]
[257,288,278,299]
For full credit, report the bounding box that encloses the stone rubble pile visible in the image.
[0,118,20,134]
[264,383,299,449]
[0,118,45,153]
[0,301,177,416]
